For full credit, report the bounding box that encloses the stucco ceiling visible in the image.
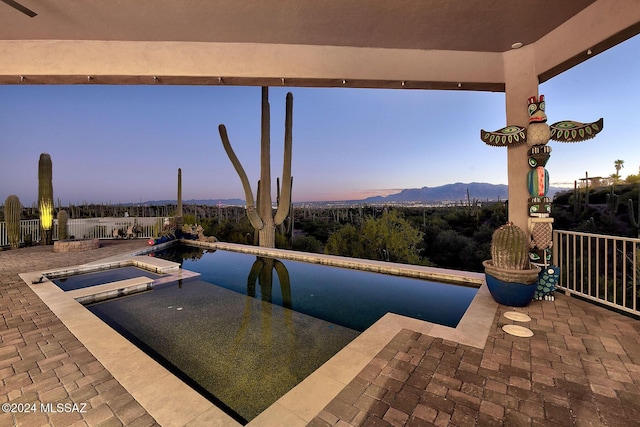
[0,0,598,52]
[1,0,639,90]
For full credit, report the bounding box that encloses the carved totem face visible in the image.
[528,196,552,216]
[529,247,552,265]
[528,95,547,124]
[528,145,552,168]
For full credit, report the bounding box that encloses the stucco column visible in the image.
[503,46,538,232]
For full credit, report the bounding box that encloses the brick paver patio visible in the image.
[1,240,158,427]
[310,296,640,427]
[2,241,640,426]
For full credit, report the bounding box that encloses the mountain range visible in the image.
[139,182,569,206]
[362,182,509,203]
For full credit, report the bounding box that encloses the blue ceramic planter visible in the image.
[484,273,538,307]
[483,260,540,307]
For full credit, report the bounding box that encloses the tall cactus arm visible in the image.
[259,87,272,218]
[218,124,264,230]
[274,92,293,225]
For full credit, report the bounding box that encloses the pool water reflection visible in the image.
[155,247,478,331]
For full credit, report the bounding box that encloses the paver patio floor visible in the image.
[1,240,158,427]
[310,292,640,427]
[2,241,640,426]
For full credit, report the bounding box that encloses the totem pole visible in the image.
[481,95,603,300]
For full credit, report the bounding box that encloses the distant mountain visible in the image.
[135,183,568,206]
[135,198,246,206]
[362,182,507,203]
[362,182,567,204]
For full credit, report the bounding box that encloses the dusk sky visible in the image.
[1,35,639,206]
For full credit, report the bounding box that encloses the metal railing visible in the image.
[553,229,639,316]
[0,219,41,247]
[0,217,170,246]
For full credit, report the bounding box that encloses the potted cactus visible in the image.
[482,222,541,307]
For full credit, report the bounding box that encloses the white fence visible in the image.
[553,229,639,317]
[0,219,41,247]
[0,217,170,246]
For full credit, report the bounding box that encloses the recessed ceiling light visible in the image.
[511,42,524,49]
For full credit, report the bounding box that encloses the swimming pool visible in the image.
[83,245,478,423]
[154,246,478,331]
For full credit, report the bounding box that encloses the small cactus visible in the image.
[490,222,531,270]
[5,195,22,249]
[57,209,68,240]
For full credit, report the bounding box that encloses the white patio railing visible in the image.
[553,229,639,317]
[0,219,41,246]
[0,217,171,246]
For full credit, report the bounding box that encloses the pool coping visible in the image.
[19,242,497,427]
[184,240,484,287]
[66,276,155,304]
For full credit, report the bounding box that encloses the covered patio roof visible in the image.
[1,0,639,91]
[2,0,639,233]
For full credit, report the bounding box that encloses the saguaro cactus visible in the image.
[57,209,69,240]
[38,153,54,245]
[176,168,183,229]
[584,171,590,211]
[573,180,581,214]
[219,87,293,248]
[5,195,22,249]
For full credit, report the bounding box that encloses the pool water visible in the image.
[85,246,478,423]
[155,247,478,331]
[51,266,161,291]
[88,277,359,423]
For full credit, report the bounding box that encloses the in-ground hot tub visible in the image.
[41,255,190,304]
